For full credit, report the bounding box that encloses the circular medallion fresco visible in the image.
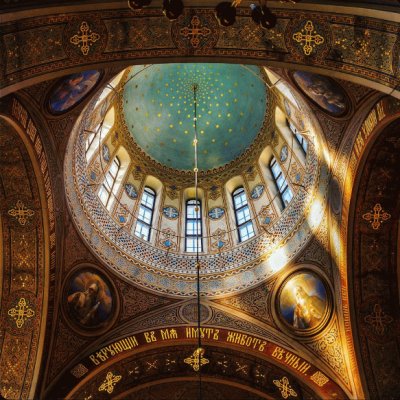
[277,270,331,335]
[63,266,117,335]
[48,70,102,114]
[292,71,349,117]
[122,64,267,171]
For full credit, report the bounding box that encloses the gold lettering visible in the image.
[213,329,219,340]
[144,331,157,343]
[272,346,284,359]
[89,354,100,365]
[376,101,386,121]
[363,110,377,141]
[258,340,267,352]
[298,361,311,374]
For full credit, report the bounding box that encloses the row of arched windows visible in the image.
[89,146,305,250]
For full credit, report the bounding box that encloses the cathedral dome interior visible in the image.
[0,1,399,400]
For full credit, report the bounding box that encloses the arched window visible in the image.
[134,187,156,241]
[232,187,255,242]
[185,199,202,252]
[287,119,307,154]
[98,156,120,207]
[270,157,293,208]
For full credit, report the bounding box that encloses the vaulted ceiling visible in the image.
[0,2,399,400]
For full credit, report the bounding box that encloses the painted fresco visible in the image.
[66,269,113,329]
[292,71,349,116]
[278,271,328,331]
[48,70,101,114]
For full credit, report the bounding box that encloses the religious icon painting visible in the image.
[277,270,331,336]
[292,71,349,117]
[63,266,118,335]
[47,70,102,114]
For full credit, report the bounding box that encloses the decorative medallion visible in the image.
[102,144,110,162]
[63,266,118,335]
[362,203,391,230]
[251,184,264,199]
[292,71,349,116]
[98,371,122,394]
[125,183,138,199]
[184,347,209,372]
[208,207,225,220]
[276,270,331,335]
[280,145,288,163]
[8,200,34,226]
[47,70,102,114]
[180,16,211,49]
[292,20,324,56]
[364,303,393,336]
[273,376,297,399]
[69,21,100,56]
[163,206,179,219]
[310,371,329,387]
[7,297,35,328]
[172,10,219,51]
[64,18,107,59]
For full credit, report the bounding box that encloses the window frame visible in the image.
[185,199,203,253]
[134,186,156,242]
[98,156,121,207]
[232,187,255,243]
[287,119,307,154]
[269,156,293,209]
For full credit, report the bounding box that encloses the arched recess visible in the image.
[326,94,400,400]
[0,4,399,98]
[0,97,56,399]
[347,117,400,399]
[45,328,349,400]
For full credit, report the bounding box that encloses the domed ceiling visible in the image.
[122,64,267,171]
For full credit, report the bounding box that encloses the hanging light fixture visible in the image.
[163,0,184,20]
[215,1,241,27]
[127,0,151,9]
[250,2,276,29]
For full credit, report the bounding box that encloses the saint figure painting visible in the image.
[66,268,113,330]
[278,271,329,332]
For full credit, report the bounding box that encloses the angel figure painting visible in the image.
[279,272,328,331]
[66,269,113,329]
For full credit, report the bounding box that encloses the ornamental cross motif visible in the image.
[70,21,100,56]
[8,298,35,328]
[364,303,393,335]
[362,203,391,230]
[184,347,209,372]
[292,20,324,56]
[273,376,298,399]
[8,200,34,226]
[98,371,122,394]
[180,16,211,49]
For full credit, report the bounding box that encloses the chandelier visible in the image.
[128,0,302,26]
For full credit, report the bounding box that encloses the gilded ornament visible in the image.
[364,303,393,335]
[180,16,211,48]
[7,298,35,328]
[273,376,297,399]
[70,21,100,56]
[8,200,34,226]
[310,371,329,387]
[98,371,122,394]
[292,21,324,56]
[362,203,391,230]
[184,347,209,371]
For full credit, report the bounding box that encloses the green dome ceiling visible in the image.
[122,63,267,171]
